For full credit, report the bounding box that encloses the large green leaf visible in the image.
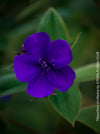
[38,8,69,41]
[49,85,82,125]
[77,106,100,133]
[75,63,99,83]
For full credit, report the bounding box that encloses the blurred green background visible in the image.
[0,0,100,134]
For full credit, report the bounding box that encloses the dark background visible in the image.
[0,0,100,133]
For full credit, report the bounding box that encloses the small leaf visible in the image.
[38,8,69,41]
[75,63,99,83]
[49,85,82,125]
[77,106,100,133]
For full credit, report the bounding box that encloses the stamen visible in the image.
[39,58,55,72]
[43,61,46,64]
[44,64,47,67]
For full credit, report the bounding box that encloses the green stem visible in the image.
[71,32,81,49]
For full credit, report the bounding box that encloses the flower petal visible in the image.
[14,55,41,82]
[27,72,55,98]
[24,32,51,61]
[49,39,73,68]
[47,65,76,92]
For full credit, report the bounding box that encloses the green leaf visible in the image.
[75,63,99,83]
[77,106,100,133]
[38,8,69,41]
[49,85,82,125]
[0,73,26,97]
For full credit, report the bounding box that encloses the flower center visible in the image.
[39,58,55,72]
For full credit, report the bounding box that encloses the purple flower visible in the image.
[14,32,76,98]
